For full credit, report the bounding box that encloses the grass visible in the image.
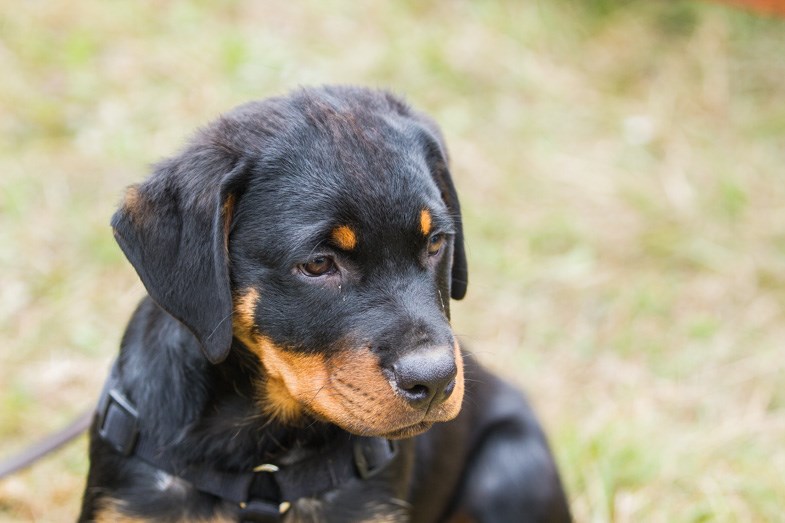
[1,1,784,521]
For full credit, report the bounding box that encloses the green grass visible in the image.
[1,1,784,520]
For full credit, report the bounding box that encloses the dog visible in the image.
[79,86,571,522]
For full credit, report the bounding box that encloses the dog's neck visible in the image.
[116,297,337,472]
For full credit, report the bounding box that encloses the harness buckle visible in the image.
[97,388,139,456]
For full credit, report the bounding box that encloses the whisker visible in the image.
[205,311,234,341]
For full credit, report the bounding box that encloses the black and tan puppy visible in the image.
[79,86,570,522]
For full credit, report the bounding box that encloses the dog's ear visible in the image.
[415,116,469,300]
[430,149,469,300]
[111,146,248,364]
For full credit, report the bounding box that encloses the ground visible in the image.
[1,1,784,521]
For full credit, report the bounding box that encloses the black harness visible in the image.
[95,364,398,522]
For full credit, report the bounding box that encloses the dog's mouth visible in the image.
[298,372,460,438]
[244,334,465,436]
[304,405,435,439]
[233,288,465,436]
[380,421,434,440]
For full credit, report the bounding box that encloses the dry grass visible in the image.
[1,1,784,521]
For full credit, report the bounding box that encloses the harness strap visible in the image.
[95,362,398,521]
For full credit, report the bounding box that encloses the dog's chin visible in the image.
[308,394,463,439]
[380,421,434,440]
[314,413,434,439]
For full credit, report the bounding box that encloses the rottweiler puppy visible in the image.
[79,86,570,522]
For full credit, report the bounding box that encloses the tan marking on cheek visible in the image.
[328,349,422,434]
[249,338,410,433]
[249,337,328,424]
[331,225,357,250]
[233,288,259,342]
[232,292,313,424]
[246,334,463,435]
[420,209,432,236]
[264,374,306,423]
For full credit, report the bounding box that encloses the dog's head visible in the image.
[112,86,468,438]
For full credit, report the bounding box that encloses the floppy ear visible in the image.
[415,119,469,301]
[111,148,248,364]
[431,156,468,300]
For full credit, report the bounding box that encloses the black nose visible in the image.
[392,347,457,409]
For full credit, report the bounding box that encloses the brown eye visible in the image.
[427,233,445,256]
[301,256,336,277]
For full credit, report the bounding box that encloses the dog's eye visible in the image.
[427,234,445,256]
[301,256,336,277]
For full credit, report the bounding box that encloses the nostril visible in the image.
[402,384,430,402]
[391,347,457,408]
[442,378,456,398]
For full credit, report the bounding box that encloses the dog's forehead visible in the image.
[248,117,443,232]
[295,143,436,213]
[247,154,441,250]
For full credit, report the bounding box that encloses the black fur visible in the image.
[79,86,570,522]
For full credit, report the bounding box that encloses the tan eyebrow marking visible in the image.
[420,209,432,236]
[331,225,358,251]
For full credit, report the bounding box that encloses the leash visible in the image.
[0,408,93,480]
[96,362,399,522]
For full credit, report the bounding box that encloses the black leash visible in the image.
[96,362,399,522]
[0,408,93,480]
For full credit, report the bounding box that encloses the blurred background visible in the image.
[1,1,784,521]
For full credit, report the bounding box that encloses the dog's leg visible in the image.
[448,374,571,523]
[454,420,570,522]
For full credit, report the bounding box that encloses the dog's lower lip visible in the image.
[381,421,433,439]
